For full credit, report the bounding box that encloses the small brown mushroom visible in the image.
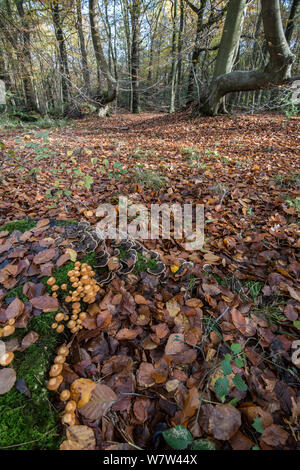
[0,352,14,366]
[47,277,56,286]
[57,346,69,356]
[2,325,15,337]
[55,313,64,322]
[56,324,65,333]
[65,400,77,413]
[47,375,63,391]
[54,355,66,365]
[60,390,71,401]
[49,364,63,377]
[62,412,76,426]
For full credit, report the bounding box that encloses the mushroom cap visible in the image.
[47,277,56,286]
[55,313,64,322]
[54,355,66,364]
[49,364,63,377]
[57,346,69,356]
[56,324,65,333]
[47,375,63,390]
[0,352,14,366]
[60,390,71,401]
[67,320,76,329]
[65,400,77,413]
[3,325,15,337]
[62,412,76,426]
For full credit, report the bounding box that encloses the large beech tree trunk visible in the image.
[199,0,296,116]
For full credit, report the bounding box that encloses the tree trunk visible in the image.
[169,0,178,113]
[285,0,300,45]
[89,0,117,107]
[176,0,184,107]
[14,0,37,111]
[130,0,141,113]
[186,0,207,103]
[76,0,91,96]
[51,1,71,114]
[199,0,295,116]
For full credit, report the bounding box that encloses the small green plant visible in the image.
[132,166,167,190]
[132,148,156,160]
[283,196,300,212]
[180,146,200,158]
[214,343,248,403]
[98,160,128,180]
[163,425,216,450]
[134,252,158,273]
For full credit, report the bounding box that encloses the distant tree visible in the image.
[199,0,297,115]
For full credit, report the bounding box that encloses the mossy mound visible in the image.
[0,313,62,450]
[0,219,82,450]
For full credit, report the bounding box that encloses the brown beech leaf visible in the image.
[0,368,16,394]
[133,398,151,423]
[165,333,185,355]
[56,252,70,267]
[116,328,139,340]
[33,248,56,265]
[29,295,58,312]
[229,431,254,450]
[261,424,289,447]
[182,386,200,422]
[231,307,247,334]
[134,294,148,305]
[4,298,24,320]
[209,405,241,440]
[20,331,39,350]
[136,362,155,388]
[79,384,117,421]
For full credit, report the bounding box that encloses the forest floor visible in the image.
[0,111,299,450]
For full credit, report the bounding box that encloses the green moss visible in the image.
[134,252,158,273]
[5,285,28,303]
[0,236,98,449]
[0,219,37,234]
[0,313,63,450]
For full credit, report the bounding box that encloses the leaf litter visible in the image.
[0,111,299,450]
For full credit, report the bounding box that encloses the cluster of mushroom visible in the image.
[47,261,99,334]
[0,318,16,339]
[47,345,77,426]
